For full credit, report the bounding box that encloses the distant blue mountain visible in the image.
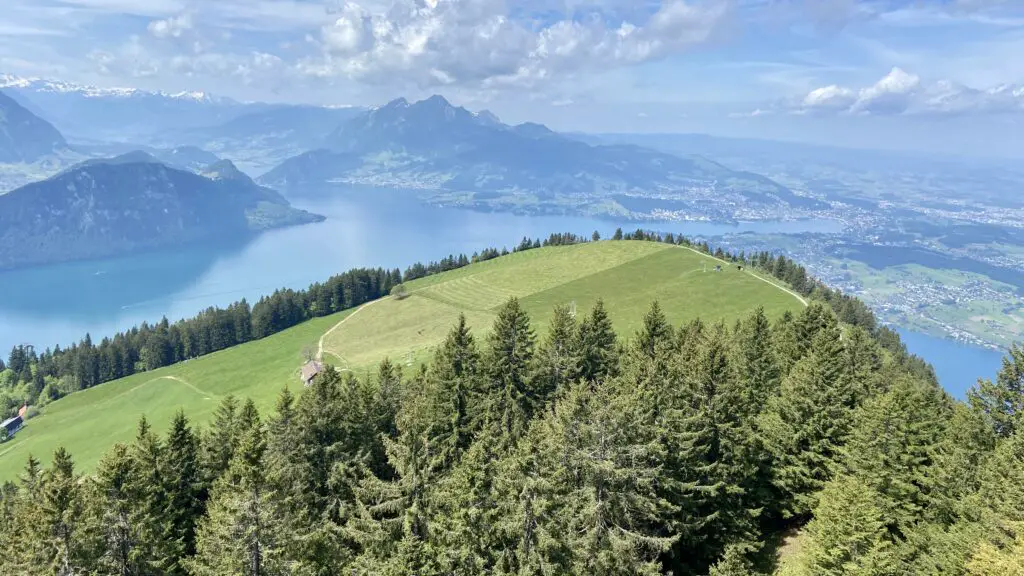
[0,153,323,269]
[0,89,68,163]
[261,95,812,212]
[186,104,365,150]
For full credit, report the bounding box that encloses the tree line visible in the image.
[2,296,1022,575]
[0,233,594,419]
[1,227,931,425]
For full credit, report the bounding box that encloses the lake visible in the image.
[896,328,1005,399]
[0,189,996,397]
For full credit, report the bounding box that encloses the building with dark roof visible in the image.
[1,415,23,440]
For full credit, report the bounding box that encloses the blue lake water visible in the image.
[0,189,998,397]
[895,328,1004,399]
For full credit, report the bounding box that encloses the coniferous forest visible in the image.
[2,234,1023,575]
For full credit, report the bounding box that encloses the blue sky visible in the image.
[1,0,1023,155]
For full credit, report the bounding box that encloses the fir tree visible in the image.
[735,307,780,419]
[40,448,89,575]
[532,304,580,406]
[575,299,618,384]
[428,314,481,470]
[200,394,239,490]
[969,344,1024,439]
[478,298,537,450]
[374,357,402,440]
[131,417,169,571]
[530,379,676,575]
[431,431,506,574]
[347,385,439,575]
[799,476,894,576]
[841,376,949,536]
[162,411,203,574]
[190,415,290,576]
[87,443,161,576]
[931,404,997,524]
[634,301,674,361]
[759,326,853,519]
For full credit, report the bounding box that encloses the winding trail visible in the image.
[314,242,807,369]
[673,244,808,307]
[157,375,212,399]
[316,299,384,362]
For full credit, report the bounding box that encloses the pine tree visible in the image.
[5,455,48,572]
[478,298,537,450]
[346,385,439,575]
[429,314,481,470]
[431,427,507,574]
[575,299,618,384]
[735,307,780,419]
[201,394,239,490]
[799,476,894,576]
[528,379,676,575]
[759,325,853,519]
[89,443,160,575]
[375,357,402,440]
[532,304,580,406]
[40,448,90,575]
[190,416,290,576]
[162,411,203,574]
[841,376,949,536]
[969,344,1024,439]
[931,404,997,524]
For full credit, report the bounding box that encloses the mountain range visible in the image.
[260,95,821,216]
[0,89,68,163]
[0,74,255,140]
[0,152,323,270]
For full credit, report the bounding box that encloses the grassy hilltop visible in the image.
[0,241,803,479]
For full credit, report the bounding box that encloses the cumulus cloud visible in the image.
[299,0,728,89]
[148,13,193,38]
[764,67,1024,116]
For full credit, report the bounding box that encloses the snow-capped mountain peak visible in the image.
[0,73,233,103]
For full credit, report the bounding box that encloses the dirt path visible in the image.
[673,244,808,307]
[157,375,212,399]
[316,299,384,362]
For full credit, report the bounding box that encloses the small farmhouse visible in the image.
[1,415,24,440]
[300,360,324,387]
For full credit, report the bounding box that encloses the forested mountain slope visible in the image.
[0,89,67,163]
[0,153,323,269]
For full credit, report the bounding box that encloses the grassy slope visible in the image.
[325,241,801,371]
[0,314,345,481]
[0,241,802,480]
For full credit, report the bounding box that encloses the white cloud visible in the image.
[770,67,1024,116]
[148,13,193,38]
[802,84,856,110]
[300,0,728,90]
[321,3,373,54]
[850,67,920,114]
